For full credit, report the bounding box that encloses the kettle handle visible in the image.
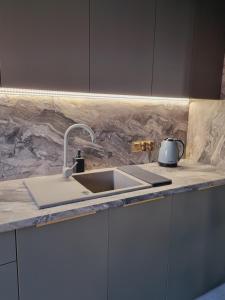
[176,139,185,161]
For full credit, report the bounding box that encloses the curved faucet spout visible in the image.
[63,124,95,178]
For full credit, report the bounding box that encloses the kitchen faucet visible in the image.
[63,124,95,178]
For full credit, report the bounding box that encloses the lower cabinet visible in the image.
[168,186,225,300]
[0,231,16,265]
[12,185,225,300]
[108,197,172,300]
[167,189,211,300]
[16,211,108,300]
[0,262,18,300]
[204,185,225,290]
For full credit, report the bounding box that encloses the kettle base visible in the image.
[158,162,177,168]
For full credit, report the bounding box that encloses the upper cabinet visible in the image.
[152,0,194,97]
[0,0,224,98]
[0,0,89,92]
[90,0,156,95]
[190,0,225,99]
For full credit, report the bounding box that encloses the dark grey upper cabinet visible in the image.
[90,0,156,95]
[190,0,225,99]
[0,0,89,91]
[0,0,224,97]
[152,0,194,97]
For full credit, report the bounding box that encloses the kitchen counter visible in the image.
[0,159,225,233]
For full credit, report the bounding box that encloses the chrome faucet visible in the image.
[63,124,95,178]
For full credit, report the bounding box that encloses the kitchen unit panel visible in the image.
[90,0,155,95]
[204,185,225,290]
[0,0,89,91]
[108,197,172,300]
[190,0,225,99]
[0,262,18,300]
[168,189,212,300]
[16,212,108,300]
[0,231,16,266]
[152,0,194,97]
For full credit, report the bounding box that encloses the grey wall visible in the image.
[0,94,189,181]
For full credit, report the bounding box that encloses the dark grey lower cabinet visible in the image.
[0,231,16,265]
[108,197,172,300]
[14,186,225,300]
[168,186,225,300]
[168,189,211,300]
[204,186,225,290]
[16,212,108,300]
[0,262,18,300]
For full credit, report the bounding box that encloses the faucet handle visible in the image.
[63,161,78,178]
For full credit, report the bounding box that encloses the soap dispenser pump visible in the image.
[73,150,85,173]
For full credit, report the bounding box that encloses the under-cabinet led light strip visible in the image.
[0,87,189,103]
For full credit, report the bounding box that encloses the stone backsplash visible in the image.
[187,100,225,168]
[0,93,189,181]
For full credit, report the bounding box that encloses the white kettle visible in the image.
[158,138,184,167]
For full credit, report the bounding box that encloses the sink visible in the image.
[24,168,151,209]
[73,169,142,193]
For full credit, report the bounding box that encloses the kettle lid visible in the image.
[164,137,175,142]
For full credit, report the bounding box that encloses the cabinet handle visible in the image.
[36,211,96,227]
[198,185,218,191]
[124,196,165,208]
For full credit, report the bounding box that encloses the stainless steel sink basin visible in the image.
[73,169,142,193]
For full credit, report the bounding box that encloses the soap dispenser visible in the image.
[73,150,85,173]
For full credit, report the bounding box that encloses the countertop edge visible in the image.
[1,175,225,233]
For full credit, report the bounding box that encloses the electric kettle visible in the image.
[158,138,184,167]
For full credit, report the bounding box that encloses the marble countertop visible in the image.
[1,160,225,233]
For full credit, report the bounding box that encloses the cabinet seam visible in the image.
[150,0,158,95]
[15,231,21,300]
[165,196,174,300]
[107,209,110,300]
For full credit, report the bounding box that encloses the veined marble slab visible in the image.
[0,94,188,181]
[187,100,225,168]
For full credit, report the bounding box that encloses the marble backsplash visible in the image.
[0,93,189,181]
[187,100,225,168]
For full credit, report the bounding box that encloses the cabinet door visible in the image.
[152,0,194,97]
[0,231,16,265]
[168,189,211,300]
[16,212,108,300]
[190,0,225,99]
[108,197,172,300]
[90,0,155,95]
[0,0,89,91]
[204,185,225,290]
[0,262,18,300]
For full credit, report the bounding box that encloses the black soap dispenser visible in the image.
[73,150,85,173]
